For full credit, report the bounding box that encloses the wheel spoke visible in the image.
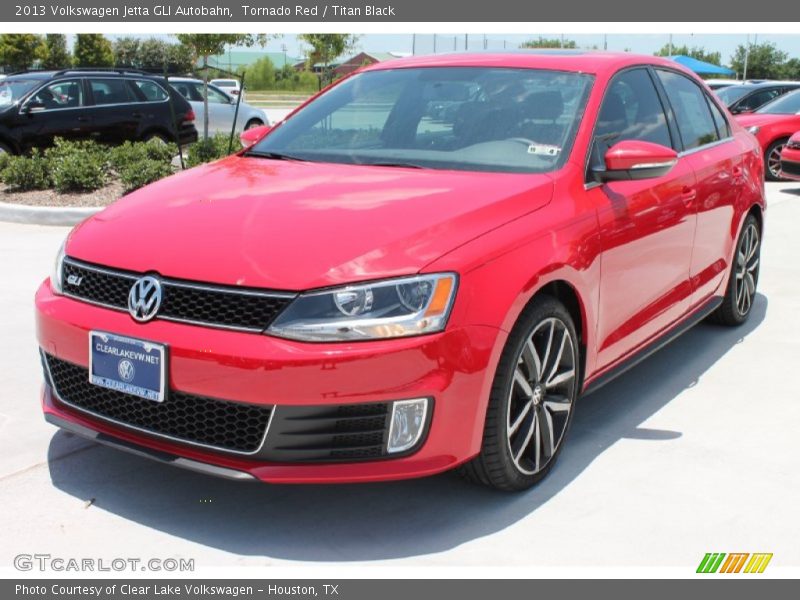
[520,339,542,382]
[546,368,575,389]
[543,394,572,413]
[747,258,759,273]
[509,399,532,435]
[533,414,541,471]
[546,329,568,385]
[540,320,555,379]
[513,409,537,463]
[513,368,534,398]
[539,405,555,458]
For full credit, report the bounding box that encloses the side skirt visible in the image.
[582,295,723,396]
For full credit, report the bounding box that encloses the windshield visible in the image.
[0,79,40,107]
[716,85,751,105]
[756,90,800,114]
[250,67,594,174]
[213,80,237,87]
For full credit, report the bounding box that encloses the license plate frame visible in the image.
[88,331,167,403]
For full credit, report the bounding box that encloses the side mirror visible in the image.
[594,140,678,182]
[239,124,272,149]
[24,101,46,113]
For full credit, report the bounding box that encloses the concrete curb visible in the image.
[0,202,102,226]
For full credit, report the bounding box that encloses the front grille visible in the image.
[62,258,294,332]
[262,403,392,462]
[781,159,800,178]
[44,353,273,454]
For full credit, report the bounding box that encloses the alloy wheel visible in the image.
[506,317,577,475]
[735,222,760,316]
[767,143,785,180]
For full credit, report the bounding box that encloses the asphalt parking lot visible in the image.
[1,182,798,571]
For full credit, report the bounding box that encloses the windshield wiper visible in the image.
[363,161,425,169]
[243,150,305,162]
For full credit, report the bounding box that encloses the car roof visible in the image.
[360,50,693,78]
[2,69,165,81]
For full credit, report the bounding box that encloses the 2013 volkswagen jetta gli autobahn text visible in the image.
[35,52,766,490]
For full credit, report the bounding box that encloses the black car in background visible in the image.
[0,69,197,154]
[716,81,800,115]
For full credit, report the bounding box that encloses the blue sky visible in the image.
[90,33,800,66]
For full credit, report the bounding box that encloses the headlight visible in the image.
[268,273,457,342]
[746,126,760,135]
[51,238,66,295]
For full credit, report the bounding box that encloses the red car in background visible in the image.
[36,52,765,491]
[780,131,800,181]
[736,89,800,180]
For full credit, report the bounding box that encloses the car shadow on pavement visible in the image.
[47,294,767,562]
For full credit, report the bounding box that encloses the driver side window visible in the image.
[595,68,672,150]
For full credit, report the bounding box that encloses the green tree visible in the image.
[298,34,359,87]
[730,42,788,80]
[138,38,170,70]
[176,34,270,138]
[520,37,577,49]
[780,57,800,81]
[166,43,195,75]
[113,37,140,67]
[654,43,722,66]
[74,34,114,68]
[243,57,276,90]
[0,34,46,72]
[42,34,71,69]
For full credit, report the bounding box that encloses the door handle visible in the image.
[681,186,697,205]
[131,112,144,119]
[76,116,90,122]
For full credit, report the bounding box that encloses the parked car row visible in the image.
[169,77,268,135]
[716,81,800,114]
[780,130,800,181]
[0,69,264,155]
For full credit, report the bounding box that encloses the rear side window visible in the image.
[656,70,719,150]
[89,79,135,105]
[595,68,672,148]
[133,80,168,102]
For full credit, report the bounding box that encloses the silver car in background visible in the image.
[170,78,268,135]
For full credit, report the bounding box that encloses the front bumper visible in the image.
[36,281,502,483]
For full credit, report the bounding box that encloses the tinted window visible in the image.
[756,90,800,114]
[195,83,230,104]
[90,79,135,105]
[595,68,672,148]
[737,89,780,112]
[657,70,719,150]
[706,98,730,139]
[133,80,168,102]
[716,85,751,105]
[251,67,593,174]
[29,80,84,110]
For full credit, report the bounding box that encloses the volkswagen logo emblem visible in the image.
[128,276,162,322]
[118,359,136,382]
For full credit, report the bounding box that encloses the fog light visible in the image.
[387,398,429,454]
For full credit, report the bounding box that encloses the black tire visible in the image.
[709,213,761,326]
[244,119,264,130]
[459,295,580,491]
[765,138,788,181]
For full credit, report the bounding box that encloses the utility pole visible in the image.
[668,34,673,57]
[743,34,750,81]
[412,33,416,55]
[465,34,468,50]
[433,34,437,53]
[604,34,607,51]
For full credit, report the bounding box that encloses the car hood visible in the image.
[68,156,554,290]
[735,113,794,127]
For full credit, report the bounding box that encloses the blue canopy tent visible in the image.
[670,55,736,77]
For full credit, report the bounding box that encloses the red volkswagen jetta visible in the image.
[36,52,765,491]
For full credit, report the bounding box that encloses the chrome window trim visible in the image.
[42,349,277,457]
[678,136,734,158]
